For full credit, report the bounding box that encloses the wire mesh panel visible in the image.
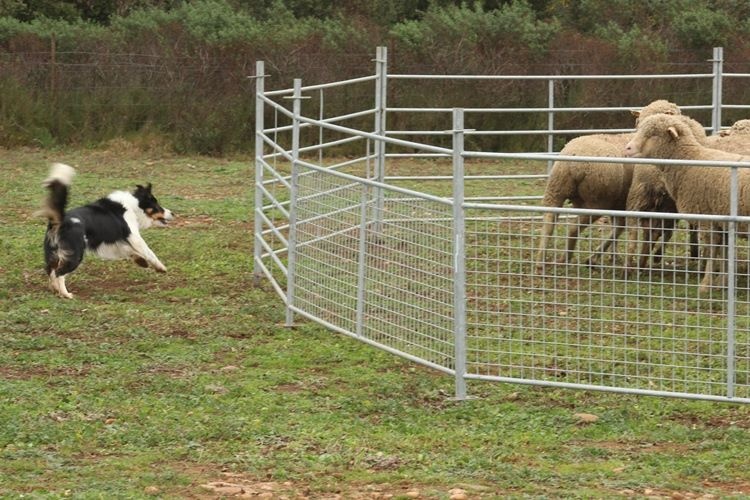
[359,194,455,368]
[292,163,456,370]
[292,163,364,333]
[465,206,750,401]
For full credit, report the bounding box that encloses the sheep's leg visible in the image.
[587,215,626,266]
[536,211,558,271]
[699,228,726,294]
[688,223,700,260]
[625,219,641,267]
[562,213,599,264]
[644,218,675,267]
[636,219,657,268]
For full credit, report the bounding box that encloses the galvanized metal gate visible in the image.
[253,47,750,403]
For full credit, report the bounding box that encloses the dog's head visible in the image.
[133,183,174,226]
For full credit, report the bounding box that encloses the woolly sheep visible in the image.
[705,119,750,154]
[624,110,709,268]
[624,165,683,267]
[624,112,750,292]
[536,99,685,268]
[718,119,750,137]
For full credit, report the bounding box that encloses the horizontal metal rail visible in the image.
[263,107,377,134]
[262,154,376,188]
[466,150,750,169]
[256,209,289,247]
[385,174,548,181]
[387,105,712,114]
[264,74,378,97]
[254,233,288,276]
[466,374,750,404]
[463,199,750,223]
[253,256,287,301]
[257,183,290,218]
[259,157,292,189]
[389,73,714,81]
[295,158,452,206]
[386,128,638,136]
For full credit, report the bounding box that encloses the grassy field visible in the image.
[2,145,750,498]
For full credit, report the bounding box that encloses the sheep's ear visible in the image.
[667,126,679,140]
[631,110,640,118]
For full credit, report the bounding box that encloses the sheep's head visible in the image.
[631,99,681,125]
[724,119,750,136]
[624,113,688,159]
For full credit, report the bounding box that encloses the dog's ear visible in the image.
[136,184,145,191]
[146,183,152,192]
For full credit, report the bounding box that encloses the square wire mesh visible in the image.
[292,162,455,369]
[465,208,750,401]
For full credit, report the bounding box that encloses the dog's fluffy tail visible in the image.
[42,163,75,226]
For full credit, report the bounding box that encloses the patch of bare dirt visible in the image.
[172,215,217,227]
[168,464,496,499]
[614,482,750,498]
[669,410,750,429]
[191,472,490,499]
[0,364,90,380]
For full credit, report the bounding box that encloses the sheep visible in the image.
[624,165,683,267]
[624,112,750,292]
[626,116,750,269]
[705,119,750,153]
[719,119,750,137]
[536,99,685,268]
[624,111,712,268]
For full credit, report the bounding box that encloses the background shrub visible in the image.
[1,0,750,153]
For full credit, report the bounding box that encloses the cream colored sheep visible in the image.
[718,119,750,137]
[624,112,750,292]
[624,110,710,268]
[536,99,685,268]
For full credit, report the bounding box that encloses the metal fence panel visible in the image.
[465,208,750,401]
[292,160,456,369]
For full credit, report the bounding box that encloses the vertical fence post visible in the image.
[373,46,388,230]
[711,46,724,135]
[452,108,468,401]
[547,79,555,174]
[252,61,266,287]
[727,166,738,398]
[285,79,303,327]
[319,88,324,166]
[355,141,371,338]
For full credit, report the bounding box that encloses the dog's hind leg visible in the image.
[57,275,73,299]
[49,271,73,299]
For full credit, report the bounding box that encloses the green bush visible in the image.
[0,0,747,153]
[672,5,733,49]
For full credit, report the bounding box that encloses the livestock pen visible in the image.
[253,47,750,403]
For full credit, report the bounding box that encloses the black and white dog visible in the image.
[42,163,174,298]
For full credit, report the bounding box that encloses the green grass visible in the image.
[2,146,750,498]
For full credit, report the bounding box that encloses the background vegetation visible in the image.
[3,0,750,153]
